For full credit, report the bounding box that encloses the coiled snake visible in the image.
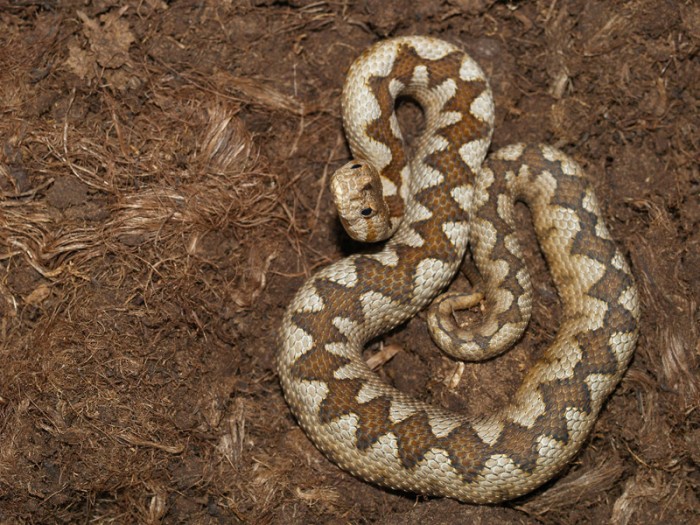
[278,36,640,503]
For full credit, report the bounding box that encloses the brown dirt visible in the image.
[0,1,698,523]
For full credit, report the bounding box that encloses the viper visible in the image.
[278,36,639,503]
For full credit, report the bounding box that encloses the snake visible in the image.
[277,36,640,503]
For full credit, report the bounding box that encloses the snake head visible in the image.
[330,160,393,243]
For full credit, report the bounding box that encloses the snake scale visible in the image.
[278,36,640,503]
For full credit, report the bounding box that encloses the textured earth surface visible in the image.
[0,1,698,523]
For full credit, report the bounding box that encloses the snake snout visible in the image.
[330,160,392,242]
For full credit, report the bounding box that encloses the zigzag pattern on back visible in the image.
[278,36,639,504]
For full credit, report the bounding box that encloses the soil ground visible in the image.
[0,1,698,523]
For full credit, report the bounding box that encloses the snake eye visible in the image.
[361,207,373,217]
[351,163,362,169]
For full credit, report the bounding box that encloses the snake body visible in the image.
[278,37,640,503]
